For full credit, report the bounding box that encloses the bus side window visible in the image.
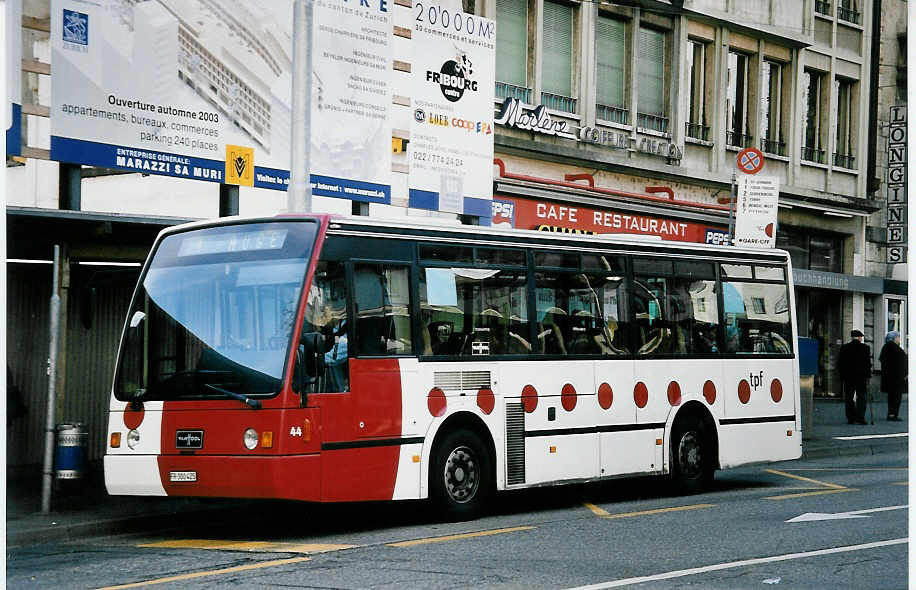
[300,261,349,393]
[354,264,412,356]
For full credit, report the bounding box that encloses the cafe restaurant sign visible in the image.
[495,97,682,161]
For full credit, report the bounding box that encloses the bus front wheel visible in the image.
[430,428,492,520]
[670,419,714,494]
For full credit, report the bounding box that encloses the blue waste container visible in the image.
[55,423,87,479]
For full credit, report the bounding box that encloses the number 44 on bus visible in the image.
[105,214,801,519]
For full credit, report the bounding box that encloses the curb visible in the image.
[802,438,908,461]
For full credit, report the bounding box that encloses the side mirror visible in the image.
[301,332,326,378]
[294,332,326,395]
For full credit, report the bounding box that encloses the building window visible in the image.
[495,0,530,103]
[726,50,752,148]
[637,26,667,133]
[775,228,843,273]
[837,0,860,24]
[760,60,786,156]
[686,39,709,141]
[541,0,576,113]
[802,69,826,163]
[596,15,627,125]
[834,78,855,168]
[815,0,832,16]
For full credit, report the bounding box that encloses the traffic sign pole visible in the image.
[728,170,736,246]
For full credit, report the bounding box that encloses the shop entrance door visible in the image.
[806,290,843,396]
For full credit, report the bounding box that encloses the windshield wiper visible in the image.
[203,383,262,409]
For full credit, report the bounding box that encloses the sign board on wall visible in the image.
[886,105,907,263]
[734,175,779,248]
[50,0,392,203]
[6,0,21,157]
[492,196,728,244]
[408,0,495,217]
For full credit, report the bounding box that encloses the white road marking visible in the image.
[563,538,908,589]
[834,433,908,441]
[786,505,908,523]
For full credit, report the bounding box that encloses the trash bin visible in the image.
[55,423,88,479]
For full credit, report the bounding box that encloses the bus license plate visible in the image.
[169,471,197,482]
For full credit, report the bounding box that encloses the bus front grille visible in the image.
[506,402,526,485]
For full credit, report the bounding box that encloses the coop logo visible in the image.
[491,199,516,227]
[427,53,477,103]
[62,9,89,46]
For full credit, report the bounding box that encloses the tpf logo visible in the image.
[426,53,477,103]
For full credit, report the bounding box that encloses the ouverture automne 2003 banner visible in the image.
[50,0,394,204]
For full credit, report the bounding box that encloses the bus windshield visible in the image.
[114,220,319,402]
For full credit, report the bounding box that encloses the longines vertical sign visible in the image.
[886,105,906,263]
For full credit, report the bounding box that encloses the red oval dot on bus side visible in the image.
[634,382,648,409]
[703,380,717,405]
[561,383,577,412]
[522,385,538,413]
[427,387,446,417]
[123,406,144,430]
[667,381,682,406]
[598,382,613,410]
[771,379,783,403]
[477,388,495,415]
[738,380,751,404]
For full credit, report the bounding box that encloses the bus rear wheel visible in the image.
[670,420,714,494]
[431,429,492,520]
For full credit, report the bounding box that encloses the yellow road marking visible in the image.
[387,526,535,547]
[765,469,847,490]
[95,556,310,589]
[893,481,908,486]
[765,488,857,500]
[775,468,908,472]
[584,502,610,517]
[139,540,356,554]
[599,504,715,519]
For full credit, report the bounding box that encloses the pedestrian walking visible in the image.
[838,329,871,424]
[879,330,907,421]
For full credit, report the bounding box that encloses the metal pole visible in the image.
[728,171,736,245]
[288,0,314,213]
[41,245,61,513]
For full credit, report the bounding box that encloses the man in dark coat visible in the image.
[879,331,907,421]
[838,329,871,424]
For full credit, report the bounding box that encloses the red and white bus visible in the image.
[105,214,801,518]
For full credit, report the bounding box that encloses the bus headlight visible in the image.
[126,429,140,449]
[243,428,258,450]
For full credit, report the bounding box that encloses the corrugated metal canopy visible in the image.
[7,207,197,262]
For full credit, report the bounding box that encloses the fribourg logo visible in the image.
[426,52,477,103]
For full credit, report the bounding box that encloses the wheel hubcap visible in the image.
[444,445,479,504]
[678,431,703,480]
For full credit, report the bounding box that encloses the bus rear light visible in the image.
[243,428,259,450]
[656,439,663,446]
[549,446,557,454]
[260,431,273,448]
[110,432,121,448]
[303,419,312,442]
[412,455,421,463]
[787,430,793,437]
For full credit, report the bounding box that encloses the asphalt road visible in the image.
[8,450,908,589]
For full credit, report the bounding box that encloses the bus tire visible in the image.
[430,428,492,520]
[670,418,714,494]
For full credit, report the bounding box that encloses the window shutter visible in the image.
[542,1,572,97]
[638,27,664,116]
[596,16,625,108]
[496,0,527,87]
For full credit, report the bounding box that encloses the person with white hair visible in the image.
[879,331,907,421]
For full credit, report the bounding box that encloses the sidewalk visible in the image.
[7,395,908,547]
